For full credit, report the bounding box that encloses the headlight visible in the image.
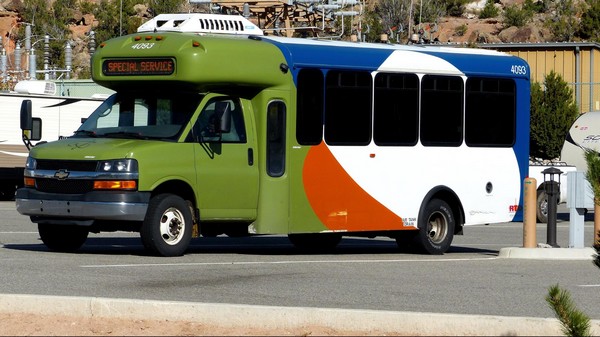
[25,157,37,170]
[97,159,138,172]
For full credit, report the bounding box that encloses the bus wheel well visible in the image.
[422,187,464,235]
[151,180,196,207]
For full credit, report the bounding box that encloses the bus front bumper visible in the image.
[15,188,150,224]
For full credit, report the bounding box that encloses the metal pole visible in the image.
[543,167,562,248]
[546,180,559,247]
[120,0,123,36]
[43,35,49,80]
[64,41,71,80]
[28,48,36,80]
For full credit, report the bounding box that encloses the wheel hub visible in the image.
[159,207,185,245]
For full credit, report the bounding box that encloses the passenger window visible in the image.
[191,98,246,143]
[296,68,324,145]
[324,70,372,145]
[420,75,464,147]
[374,72,419,146]
[465,77,515,147]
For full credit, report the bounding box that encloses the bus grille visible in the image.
[35,178,94,194]
[36,160,98,171]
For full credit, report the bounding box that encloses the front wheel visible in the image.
[414,198,455,255]
[140,194,193,257]
[38,223,89,252]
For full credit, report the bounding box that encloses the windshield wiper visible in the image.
[102,131,148,139]
[72,130,98,137]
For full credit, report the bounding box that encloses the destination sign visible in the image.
[102,59,175,76]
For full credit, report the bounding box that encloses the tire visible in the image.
[140,194,193,257]
[288,233,342,251]
[38,223,89,253]
[536,190,548,224]
[413,198,455,255]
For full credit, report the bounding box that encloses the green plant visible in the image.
[445,0,469,17]
[523,0,547,13]
[454,24,468,36]
[479,0,499,19]
[585,150,600,204]
[546,284,592,337]
[502,4,533,28]
[546,0,578,41]
[579,0,600,41]
[529,71,579,160]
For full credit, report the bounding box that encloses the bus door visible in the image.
[190,95,259,220]
[250,97,290,234]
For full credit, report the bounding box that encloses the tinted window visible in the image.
[324,70,372,145]
[374,73,419,146]
[296,69,324,145]
[465,78,516,147]
[420,75,464,147]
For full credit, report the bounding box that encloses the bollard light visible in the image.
[542,167,562,248]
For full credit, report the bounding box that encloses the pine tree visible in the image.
[529,71,579,160]
[546,284,592,337]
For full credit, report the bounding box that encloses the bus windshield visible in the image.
[75,92,203,140]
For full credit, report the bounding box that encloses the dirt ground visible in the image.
[0,312,406,336]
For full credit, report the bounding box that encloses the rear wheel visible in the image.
[140,194,193,257]
[413,198,455,255]
[38,223,89,252]
[536,190,548,223]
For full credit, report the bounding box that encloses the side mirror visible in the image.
[20,100,33,131]
[20,100,42,149]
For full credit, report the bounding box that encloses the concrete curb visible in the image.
[1,294,600,336]
[499,247,597,260]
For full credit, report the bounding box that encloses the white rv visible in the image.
[561,111,600,173]
[0,81,106,199]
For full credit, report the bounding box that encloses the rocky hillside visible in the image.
[0,0,566,79]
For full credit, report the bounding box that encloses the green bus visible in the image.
[16,13,530,256]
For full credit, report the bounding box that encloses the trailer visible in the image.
[561,111,600,173]
[0,81,106,199]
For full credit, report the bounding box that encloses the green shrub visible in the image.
[530,71,579,160]
[454,24,468,36]
[479,0,499,19]
[503,4,533,28]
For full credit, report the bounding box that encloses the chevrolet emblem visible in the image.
[54,169,70,180]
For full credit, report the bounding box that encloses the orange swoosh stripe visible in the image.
[302,143,406,231]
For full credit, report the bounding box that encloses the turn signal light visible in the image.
[24,177,35,187]
[93,180,137,190]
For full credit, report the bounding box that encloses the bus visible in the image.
[15,13,530,256]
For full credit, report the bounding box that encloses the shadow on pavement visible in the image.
[2,235,498,257]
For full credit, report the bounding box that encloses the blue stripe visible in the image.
[265,38,530,81]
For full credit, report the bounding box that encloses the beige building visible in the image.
[481,42,600,114]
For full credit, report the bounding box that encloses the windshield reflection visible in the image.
[74,93,203,140]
